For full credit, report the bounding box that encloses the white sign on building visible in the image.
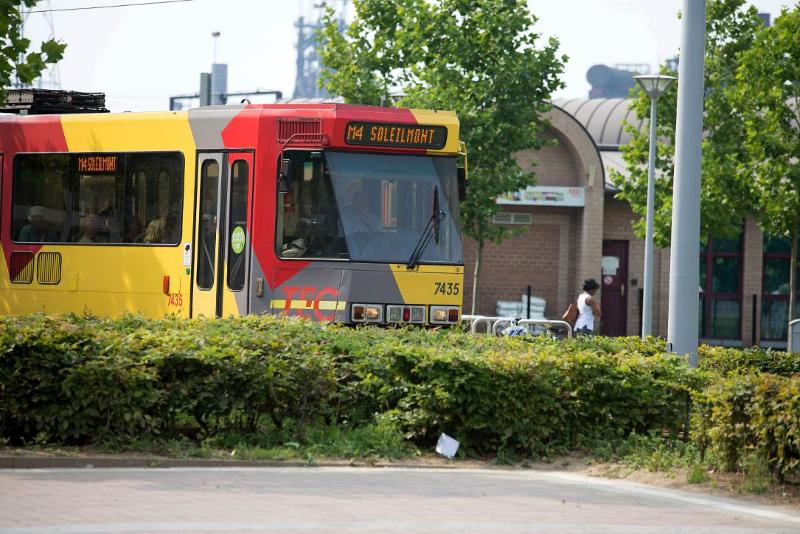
[496,186,585,207]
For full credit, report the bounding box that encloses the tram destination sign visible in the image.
[77,155,118,173]
[345,121,447,149]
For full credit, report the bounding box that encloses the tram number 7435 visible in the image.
[434,282,460,296]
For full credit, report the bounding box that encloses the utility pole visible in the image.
[668,0,706,366]
[212,31,220,64]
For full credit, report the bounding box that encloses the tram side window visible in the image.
[196,160,219,290]
[11,152,183,245]
[126,153,184,245]
[227,160,248,291]
[276,151,348,259]
[11,155,70,243]
[76,170,119,243]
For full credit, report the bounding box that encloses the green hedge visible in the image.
[531,335,800,377]
[531,336,800,377]
[1,315,697,454]
[693,372,800,481]
[0,315,345,444]
[0,314,798,481]
[698,345,800,377]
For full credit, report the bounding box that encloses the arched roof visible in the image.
[553,98,644,149]
[542,103,609,191]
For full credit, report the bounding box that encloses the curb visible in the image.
[0,456,310,469]
[0,455,465,470]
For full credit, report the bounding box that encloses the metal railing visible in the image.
[461,315,573,339]
[788,319,800,353]
[461,315,510,334]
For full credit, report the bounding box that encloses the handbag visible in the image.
[561,301,578,327]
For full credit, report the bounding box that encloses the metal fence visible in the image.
[461,315,573,339]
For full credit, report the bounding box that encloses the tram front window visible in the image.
[277,151,347,259]
[277,150,462,264]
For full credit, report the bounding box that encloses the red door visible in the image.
[601,240,628,336]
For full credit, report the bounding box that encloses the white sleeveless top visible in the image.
[574,292,594,331]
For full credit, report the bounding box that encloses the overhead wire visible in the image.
[25,0,194,14]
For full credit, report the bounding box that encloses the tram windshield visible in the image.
[277,150,463,264]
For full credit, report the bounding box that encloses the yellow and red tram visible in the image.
[0,103,465,324]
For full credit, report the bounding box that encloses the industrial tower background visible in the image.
[293,1,348,99]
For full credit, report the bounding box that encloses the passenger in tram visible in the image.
[162,212,181,244]
[77,215,100,243]
[124,214,144,243]
[142,217,166,243]
[98,206,121,242]
[18,205,56,242]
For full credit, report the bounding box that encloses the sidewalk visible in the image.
[2,466,800,533]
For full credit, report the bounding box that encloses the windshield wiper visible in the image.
[407,186,446,269]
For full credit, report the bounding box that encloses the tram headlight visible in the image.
[365,306,382,321]
[431,308,449,322]
[352,303,383,323]
[431,306,460,324]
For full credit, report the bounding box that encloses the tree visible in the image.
[0,0,66,103]
[318,0,566,314]
[736,6,800,322]
[611,0,763,247]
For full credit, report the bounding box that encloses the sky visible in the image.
[20,0,794,112]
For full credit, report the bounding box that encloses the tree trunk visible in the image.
[471,239,484,315]
[790,224,799,322]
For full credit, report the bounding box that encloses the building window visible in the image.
[699,234,742,340]
[761,236,799,341]
[492,212,532,225]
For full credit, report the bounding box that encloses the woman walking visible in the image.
[574,279,601,335]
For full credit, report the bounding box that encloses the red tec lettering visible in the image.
[281,285,341,320]
[313,287,339,321]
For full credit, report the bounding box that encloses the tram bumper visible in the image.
[342,263,463,325]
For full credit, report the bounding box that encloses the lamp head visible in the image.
[634,74,677,100]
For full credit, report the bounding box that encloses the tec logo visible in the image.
[279,286,342,321]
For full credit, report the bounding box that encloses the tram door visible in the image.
[192,151,254,317]
[0,153,3,244]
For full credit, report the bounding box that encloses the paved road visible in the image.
[1,467,799,533]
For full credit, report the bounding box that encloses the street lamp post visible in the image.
[212,31,221,64]
[634,74,677,339]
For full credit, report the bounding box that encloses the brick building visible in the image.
[462,98,795,348]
